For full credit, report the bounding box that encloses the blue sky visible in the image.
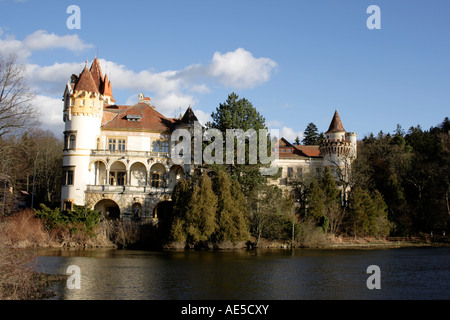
[1,0,449,141]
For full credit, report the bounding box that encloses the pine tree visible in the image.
[168,178,191,242]
[185,172,218,245]
[215,171,250,242]
[302,122,321,145]
[206,92,268,196]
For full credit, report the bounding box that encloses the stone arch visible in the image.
[168,165,185,188]
[150,163,167,188]
[109,161,127,186]
[89,160,107,185]
[130,161,147,187]
[94,199,120,220]
[153,200,172,219]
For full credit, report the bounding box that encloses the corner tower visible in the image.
[319,110,357,168]
[61,59,112,210]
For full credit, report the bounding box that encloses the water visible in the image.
[34,247,450,300]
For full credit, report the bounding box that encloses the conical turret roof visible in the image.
[326,110,346,133]
[89,57,103,91]
[73,66,99,93]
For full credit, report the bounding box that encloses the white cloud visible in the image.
[23,30,93,52]
[207,48,277,89]
[8,31,276,132]
[34,95,64,135]
[193,109,211,127]
[281,127,304,143]
[0,29,92,61]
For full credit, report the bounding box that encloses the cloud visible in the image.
[0,29,92,61]
[34,95,64,135]
[207,48,277,89]
[9,31,277,132]
[267,120,304,143]
[193,109,211,127]
[23,30,93,52]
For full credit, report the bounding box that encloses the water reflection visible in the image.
[35,247,450,300]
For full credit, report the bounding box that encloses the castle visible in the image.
[61,58,197,222]
[273,110,357,196]
[61,59,356,221]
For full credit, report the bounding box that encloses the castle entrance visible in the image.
[94,199,120,220]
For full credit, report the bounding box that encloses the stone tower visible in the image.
[60,58,115,210]
[319,110,357,170]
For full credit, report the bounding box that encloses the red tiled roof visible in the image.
[89,58,103,92]
[326,110,346,133]
[277,138,322,159]
[294,145,322,158]
[73,67,99,94]
[101,103,175,133]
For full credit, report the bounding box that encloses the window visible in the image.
[117,172,126,186]
[151,173,162,188]
[63,166,75,185]
[63,131,77,150]
[152,141,160,152]
[108,138,116,151]
[69,135,76,149]
[108,137,126,152]
[63,201,73,211]
[118,139,126,151]
[152,140,169,153]
[109,171,126,186]
[161,141,169,153]
[287,167,294,178]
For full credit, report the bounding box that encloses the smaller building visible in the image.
[272,110,357,196]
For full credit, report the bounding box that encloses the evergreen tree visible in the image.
[302,123,321,145]
[214,170,249,242]
[346,187,390,237]
[206,92,269,196]
[168,178,191,242]
[185,172,218,245]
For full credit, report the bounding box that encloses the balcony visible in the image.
[85,184,173,195]
[91,149,170,159]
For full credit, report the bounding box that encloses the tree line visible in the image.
[1,51,448,246]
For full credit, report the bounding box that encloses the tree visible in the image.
[302,123,322,145]
[0,53,38,137]
[247,184,294,246]
[346,187,390,237]
[206,92,269,195]
[185,172,218,245]
[166,178,192,242]
[213,170,249,242]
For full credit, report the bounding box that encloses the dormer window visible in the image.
[125,114,142,122]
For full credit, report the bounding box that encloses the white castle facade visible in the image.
[61,59,357,221]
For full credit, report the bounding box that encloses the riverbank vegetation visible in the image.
[0,53,449,298]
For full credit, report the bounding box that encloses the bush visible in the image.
[35,204,100,233]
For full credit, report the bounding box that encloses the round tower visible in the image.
[319,110,354,168]
[61,60,105,210]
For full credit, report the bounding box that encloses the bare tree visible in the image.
[0,53,38,137]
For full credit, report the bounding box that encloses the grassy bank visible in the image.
[0,209,114,300]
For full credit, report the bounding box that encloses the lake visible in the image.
[35,246,450,300]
